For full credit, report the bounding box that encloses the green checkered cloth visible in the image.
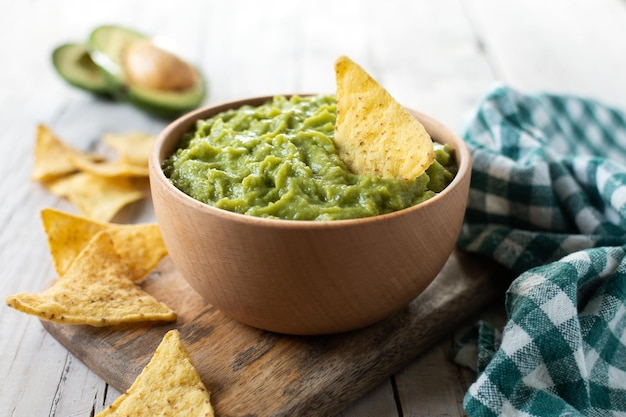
[452,85,626,416]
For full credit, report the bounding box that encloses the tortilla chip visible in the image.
[104,132,156,167]
[69,155,150,177]
[41,208,168,281]
[47,172,144,222]
[31,126,150,220]
[96,330,213,417]
[334,55,435,180]
[6,232,176,326]
[31,124,102,182]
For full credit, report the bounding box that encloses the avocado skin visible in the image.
[99,67,207,119]
[88,25,206,119]
[51,43,111,96]
[52,25,206,119]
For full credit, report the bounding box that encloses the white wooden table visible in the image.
[2,1,625,415]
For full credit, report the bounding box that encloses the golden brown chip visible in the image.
[334,55,435,180]
[103,132,156,167]
[46,172,144,222]
[69,155,150,177]
[41,208,168,281]
[96,330,214,417]
[5,232,176,326]
[31,124,102,182]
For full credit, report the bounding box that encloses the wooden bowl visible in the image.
[149,95,471,335]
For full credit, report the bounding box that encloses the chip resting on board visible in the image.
[96,330,214,417]
[334,55,435,180]
[41,208,167,281]
[5,231,176,326]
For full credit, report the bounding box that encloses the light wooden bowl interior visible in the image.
[149,95,472,335]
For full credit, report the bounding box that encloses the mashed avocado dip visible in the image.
[162,95,456,221]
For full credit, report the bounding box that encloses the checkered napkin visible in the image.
[451,85,626,416]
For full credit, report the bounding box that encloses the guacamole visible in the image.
[162,95,456,221]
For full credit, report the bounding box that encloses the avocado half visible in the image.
[52,43,110,96]
[52,25,206,118]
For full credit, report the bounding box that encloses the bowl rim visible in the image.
[149,94,471,230]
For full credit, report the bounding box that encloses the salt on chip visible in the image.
[96,330,214,417]
[47,172,144,222]
[334,55,435,180]
[104,132,156,167]
[31,124,102,182]
[41,208,168,281]
[5,231,176,326]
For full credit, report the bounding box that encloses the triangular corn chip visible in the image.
[32,126,150,221]
[69,154,150,177]
[6,232,176,326]
[41,208,168,281]
[334,55,435,180]
[96,330,214,417]
[31,124,103,182]
[104,132,156,167]
[46,172,144,222]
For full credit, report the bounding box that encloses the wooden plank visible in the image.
[393,298,508,416]
[13,0,612,415]
[49,354,119,417]
[464,0,626,110]
[42,252,507,417]
[337,381,400,417]
[396,341,469,416]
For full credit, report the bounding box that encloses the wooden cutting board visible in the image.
[42,250,507,417]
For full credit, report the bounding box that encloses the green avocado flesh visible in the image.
[52,25,205,118]
[88,25,145,81]
[88,25,206,118]
[52,43,110,95]
[162,95,457,221]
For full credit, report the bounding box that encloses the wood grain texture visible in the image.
[42,251,507,417]
[464,0,626,111]
[4,0,625,415]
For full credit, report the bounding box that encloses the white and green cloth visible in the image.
[452,85,626,416]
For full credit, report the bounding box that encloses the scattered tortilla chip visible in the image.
[104,132,156,167]
[41,208,168,281]
[47,172,144,222]
[32,125,151,220]
[6,231,176,326]
[96,330,213,417]
[69,154,150,177]
[31,124,102,182]
[334,55,435,180]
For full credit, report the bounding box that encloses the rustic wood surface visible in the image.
[2,1,625,416]
[41,254,506,417]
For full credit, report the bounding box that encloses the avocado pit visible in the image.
[52,25,206,118]
[122,39,197,91]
